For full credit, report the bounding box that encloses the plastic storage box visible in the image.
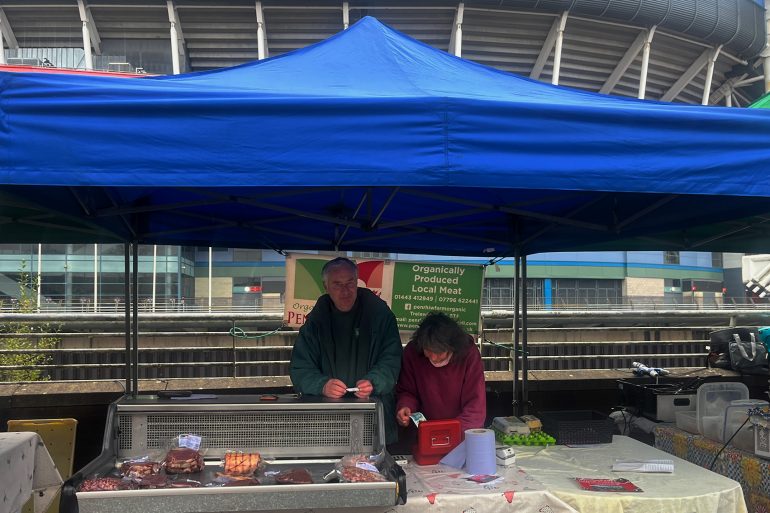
[723,399,768,451]
[754,408,770,459]
[675,410,699,434]
[617,380,696,422]
[539,410,614,445]
[696,382,749,441]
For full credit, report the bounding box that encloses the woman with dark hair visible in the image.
[395,312,486,433]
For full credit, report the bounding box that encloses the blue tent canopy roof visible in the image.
[2,17,770,256]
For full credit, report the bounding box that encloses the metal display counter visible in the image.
[61,394,406,512]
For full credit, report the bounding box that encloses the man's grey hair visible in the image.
[321,257,358,284]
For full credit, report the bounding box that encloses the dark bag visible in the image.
[710,328,758,354]
[728,332,769,375]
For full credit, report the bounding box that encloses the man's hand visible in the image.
[396,406,412,427]
[322,378,347,398]
[354,379,373,399]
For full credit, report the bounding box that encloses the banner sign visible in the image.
[284,254,393,327]
[284,253,483,333]
[390,262,484,333]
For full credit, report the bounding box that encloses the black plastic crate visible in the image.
[538,410,614,445]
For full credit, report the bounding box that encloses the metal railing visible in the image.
[0,295,766,314]
[0,320,720,382]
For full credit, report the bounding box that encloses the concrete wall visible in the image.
[624,277,664,298]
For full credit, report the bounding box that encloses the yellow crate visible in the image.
[7,418,78,513]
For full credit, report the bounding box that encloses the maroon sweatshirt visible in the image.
[395,339,487,433]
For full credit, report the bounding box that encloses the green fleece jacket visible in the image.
[289,288,402,444]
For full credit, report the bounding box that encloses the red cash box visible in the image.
[412,419,462,465]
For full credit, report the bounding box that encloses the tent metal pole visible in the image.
[521,255,529,415]
[132,242,139,397]
[512,250,520,416]
[124,243,131,396]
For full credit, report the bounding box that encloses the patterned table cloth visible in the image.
[284,460,578,513]
[0,431,62,513]
[655,425,770,513]
[517,435,746,513]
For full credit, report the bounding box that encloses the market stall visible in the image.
[2,16,769,512]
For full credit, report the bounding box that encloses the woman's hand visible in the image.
[396,406,412,427]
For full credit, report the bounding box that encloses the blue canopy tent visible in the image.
[2,16,770,257]
[3,16,770,408]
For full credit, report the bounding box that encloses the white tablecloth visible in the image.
[282,459,577,513]
[516,435,747,513]
[0,432,63,513]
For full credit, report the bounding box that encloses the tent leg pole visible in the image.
[132,242,139,397]
[513,251,521,416]
[124,243,131,396]
[522,255,529,415]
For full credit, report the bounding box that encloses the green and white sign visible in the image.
[391,262,484,333]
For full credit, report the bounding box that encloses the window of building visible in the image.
[483,278,513,307]
[481,278,543,307]
[552,279,622,307]
[664,251,680,265]
[711,252,723,268]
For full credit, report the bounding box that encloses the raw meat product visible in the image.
[223,452,261,474]
[120,461,160,478]
[165,448,203,474]
[340,466,386,483]
[78,477,135,492]
[222,478,260,487]
[275,468,313,484]
[168,479,202,488]
[134,474,168,489]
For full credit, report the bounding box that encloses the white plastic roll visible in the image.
[465,428,497,475]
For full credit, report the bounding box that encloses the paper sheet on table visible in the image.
[440,440,467,469]
[612,459,674,473]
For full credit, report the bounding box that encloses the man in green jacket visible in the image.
[289,257,402,444]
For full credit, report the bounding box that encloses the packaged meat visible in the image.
[164,448,204,474]
[78,477,136,492]
[222,477,260,487]
[339,466,387,483]
[168,478,202,488]
[222,451,262,475]
[134,474,169,489]
[120,461,161,478]
[275,468,313,484]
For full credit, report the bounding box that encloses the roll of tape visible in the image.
[465,428,496,475]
